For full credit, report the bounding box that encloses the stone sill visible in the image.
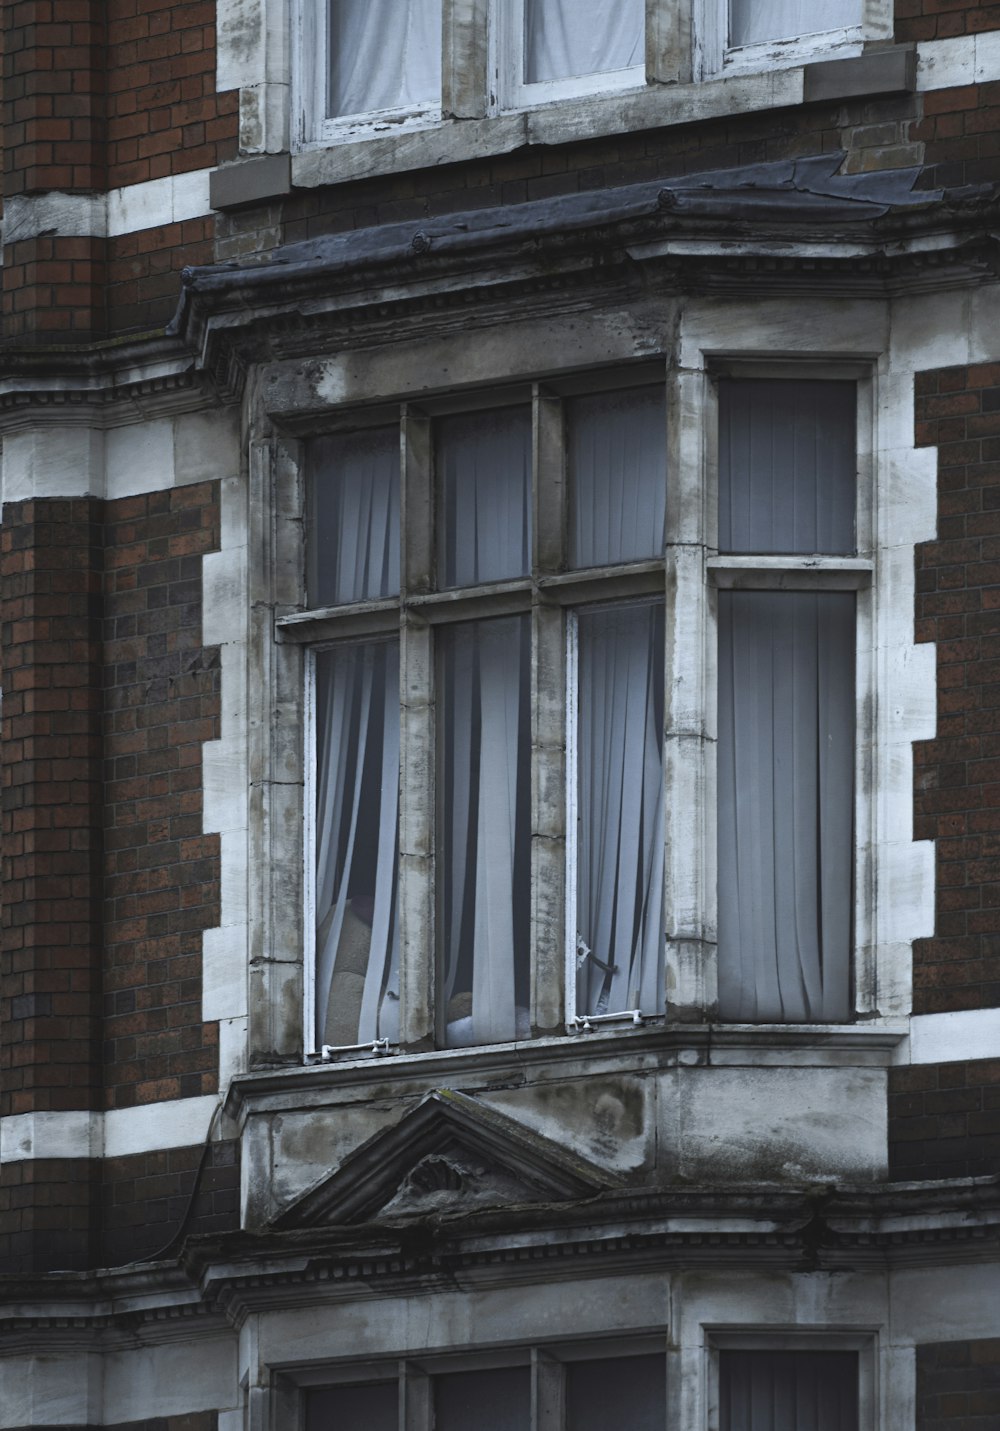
[211,46,914,208]
[226,1020,908,1122]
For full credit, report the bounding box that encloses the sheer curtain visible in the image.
[720,1351,860,1431]
[729,0,862,48]
[569,386,667,569]
[314,640,400,1049]
[439,407,532,1047]
[308,427,400,606]
[328,0,442,118]
[717,592,854,1023]
[439,407,531,586]
[577,602,665,1018]
[719,380,856,556]
[524,0,644,82]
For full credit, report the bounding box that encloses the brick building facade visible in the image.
[0,0,998,1427]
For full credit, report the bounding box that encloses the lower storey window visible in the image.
[303,1346,860,1430]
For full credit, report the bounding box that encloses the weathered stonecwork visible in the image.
[1,2,999,1428]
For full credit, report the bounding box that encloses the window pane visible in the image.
[577,602,665,1017]
[435,1367,531,1431]
[567,1355,666,1431]
[720,1350,859,1431]
[439,407,532,588]
[524,0,644,82]
[729,0,862,48]
[308,428,400,606]
[328,0,441,117]
[717,593,854,1024]
[718,380,856,556]
[440,617,531,1047]
[569,387,666,569]
[306,1381,398,1431]
[314,641,400,1049]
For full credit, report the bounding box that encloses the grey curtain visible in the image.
[308,427,400,606]
[327,0,441,117]
[729,0,862,48]
[720,1350,860,1431]
[717,592,854,1023]
[439,406,532,587]
[719,379,856,556]
[524,0,643,82]
[577,601,665,1017]
[569,386,667,569]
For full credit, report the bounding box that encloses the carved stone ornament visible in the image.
[274,1089,622,1229]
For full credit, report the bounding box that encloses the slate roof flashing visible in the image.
[169,153,1000,363]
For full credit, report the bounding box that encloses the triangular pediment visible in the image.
[276,1090,621,1229]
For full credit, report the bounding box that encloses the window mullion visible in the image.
[647,0,689,84]
[401,1362,432,1431]
[532,1348,566,1431]
[664,363,718,1020]
[531,385,568,1035]
[399,408,436,1050]
[443,0,489,119]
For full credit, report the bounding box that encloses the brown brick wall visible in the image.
[913,363,1000,1016]
[0,498,104,1118]
[916,1339,1000,1430]
[914,82,1000,188]
[889,1059,1000,1180]
[107,218,214,336]
[896,0,1000,44]
[102,482,221,1110]
[2,234,107,340]
[101,1138,238,1267]
[106,0,237,190]
[1,0,106,197]
[0,1157,100,1273]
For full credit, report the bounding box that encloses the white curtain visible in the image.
[720,1350,860,1431]
[438,407,531,587]
[729,0,862,48]
[524,0,644,82]
[717,592,854,1024]
[719,380,856,557]
[314,641,400,1049]
[442,615,530,1047]
[570,387,667,569]
[577,602,665,1017]
[328,0,442,118]
[309,427,400,607]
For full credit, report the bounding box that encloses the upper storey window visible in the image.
[296,0,880,146]
[327,0,442,121]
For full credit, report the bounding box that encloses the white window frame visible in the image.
[293,0,444,148]
[696,0,892,80]
[492,0,648,113]
[664,356,876,1022]
[287,356,879,1060]
[705,1330,878,1431]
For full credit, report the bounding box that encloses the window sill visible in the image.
[226,1021,907,1122]
[282,45,914,195]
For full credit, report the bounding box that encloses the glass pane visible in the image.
[439,407,532,588]
[729,0,862,48]
[569,387,666,569]
[720,1350,859,1431]
[440,616,531,1047]
[435,1367,531,1431]
[524,0,644,82]
[718,380,856,556]
[328,0,442,117]
[314,641,400,1049]
[308,428,400,606]
[567,1355,666,1431]
[577,602,665,1017]
[306,1381,398,1431]
[717,592,854,1024]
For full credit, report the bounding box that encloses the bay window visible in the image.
[291,364,869,1055]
